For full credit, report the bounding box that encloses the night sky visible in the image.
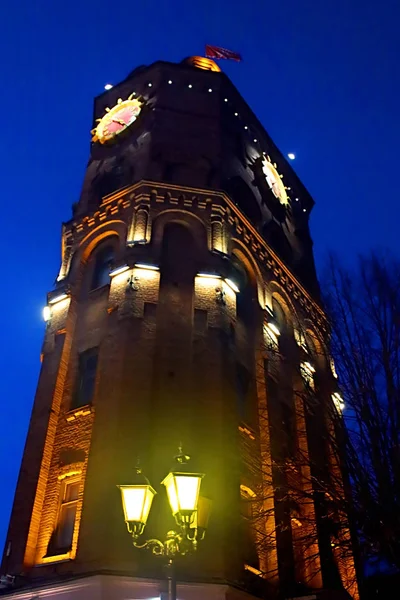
[1,0,399,556]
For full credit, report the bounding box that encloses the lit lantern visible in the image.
[189,496,212,541]
[118,470,157,537]
[162,451,204,527]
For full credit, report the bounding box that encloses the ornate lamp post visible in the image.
[118,448,211,600]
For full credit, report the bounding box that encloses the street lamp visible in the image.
[118,448,210,600]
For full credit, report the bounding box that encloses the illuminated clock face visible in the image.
[262,158,289,205]
[91,94,142,144]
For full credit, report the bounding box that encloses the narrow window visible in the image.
[46,477,80,555]
[72,347,98,409]
[57,478,80,550]
[300,361,315,391]
[91,245,113,290]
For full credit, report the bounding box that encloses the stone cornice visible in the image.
[64,180,327,331]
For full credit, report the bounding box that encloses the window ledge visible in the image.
[36,552,73,566]
[238,423,256,440]
[66,405,93,422]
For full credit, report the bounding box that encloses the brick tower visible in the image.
[1,56,358,600]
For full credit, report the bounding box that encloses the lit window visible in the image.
[72,347,98,409]
[332,392,345,412]
[54,477,80,553]
[264,324,278,351]
[300,361,315,390]
[91,245,114,290]
[330,358,338,379]
[294,328,307,352]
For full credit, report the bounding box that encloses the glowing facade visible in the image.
[1,57,358,599]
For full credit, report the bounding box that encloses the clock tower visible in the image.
[1,56,358,600]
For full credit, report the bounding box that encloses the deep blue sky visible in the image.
[1,0,399,556]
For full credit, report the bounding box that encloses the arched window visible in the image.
[225,177,263,226]
[262,221,293,266]
[272,296,288,337]
[90,245,114,290]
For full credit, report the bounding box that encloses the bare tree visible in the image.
[237,306,359,599]
[324,252,400,572]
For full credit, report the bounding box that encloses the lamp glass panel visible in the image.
[175,475,201,512]
[120,486,155,524]
[197,496,212,530]
[164,473,179,515]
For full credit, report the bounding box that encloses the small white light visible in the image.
[295,197,299,202]
[288,153,296,160]
[253,139,257,143]
[244,126,248,130]
[104,83,113,90]
[267,322,280,337]
[224,278,240,293]
[224,98,228,102]
[168,80,173,84]
[208,88,212,92]
[197,273,221,279]
[263,151,266,156]
[303,208,307,213]
[49,293,68,305]
[110,265,130,277]
[188,84,193,88]
[135,263,160,271]
[234,112,239,116]
[43,306,51,322]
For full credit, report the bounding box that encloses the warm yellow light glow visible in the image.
[330,358,338,379]
[49,293,68,305]
[245,564,263,577]
[135,263,159,271]
[332,392,345,412]
[109,265,130,277]
[43,306,51,322]
[267,322,280,337]
[264,325,278,349]
[184,56,221,72]
[197,273,221,279]
[224,278,240,293]
[300,361,316,389]
[162,472,203,517]
[118,484,156,525]
[294,328,308,351]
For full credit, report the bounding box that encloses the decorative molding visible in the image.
[63,180,327,333]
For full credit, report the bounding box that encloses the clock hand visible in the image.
[111,118,126,126]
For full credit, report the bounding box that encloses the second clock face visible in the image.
[92,95,142,144]
[262,159,289,205]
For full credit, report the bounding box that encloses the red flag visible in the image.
[205,45,242,62]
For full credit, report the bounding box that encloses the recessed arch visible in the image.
[78,220,127,263]
[304,321,327,360]
[225,176,263,226]
[151,209,208,254]
[262,221,293,266]
[268,281,297,326]
[231,238,265,309]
